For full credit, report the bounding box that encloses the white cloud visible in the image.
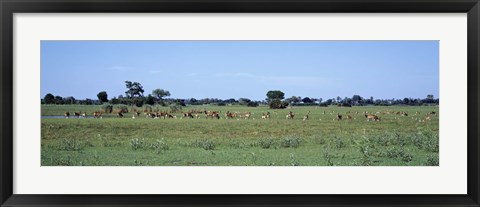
[108,66,129,71]
[149,70,163,74]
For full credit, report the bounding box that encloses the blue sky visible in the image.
[41,41,439,101]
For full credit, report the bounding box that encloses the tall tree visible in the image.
[302,97,313,103]
[54,96,64,104]
[152,88,171,100]
[97,91,108,104]
[266,90,285,101]
[125,81,145,98]
[43,93,55,104]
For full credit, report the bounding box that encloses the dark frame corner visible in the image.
[1,0,479,206]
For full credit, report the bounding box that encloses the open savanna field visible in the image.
[41,105,439,166]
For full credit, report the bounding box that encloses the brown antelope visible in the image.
[93,111,102,119]
[225,111,236,119]
[243,112,251,119]
[204,111,220,119]
[364,112,380,121]
[286,111,295,119]
[145,112,153,118]
[424,115,432,122]
[261,112,270,119]
[303,111,310,121]
[73,112,81,118]
[336,113,342,121]
[64,112,70,119]
[183,112,194,118]
[117,112,124,118]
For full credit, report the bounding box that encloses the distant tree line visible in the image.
[41,81,439,108]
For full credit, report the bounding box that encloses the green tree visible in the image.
[97,91,108,104]
[64,96,76,105]
[266,90,285,101]
[302,97,312,103]
[125,81,145,98]
[54,96,64,104]
[43,93,55,104]
[269,99,288,109]
[286,96,301,104]
[152,88,171,100]
[238,98,251,105]
[145,94,155,105]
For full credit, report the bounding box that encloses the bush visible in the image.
[115,104,129,113]
[337,103,352,107]
[192,139,215,150]
[247,102,259,107]
[268,99,288,109]
[334,139,346,149]
[58,138,85,151]
[258,137,276,149]
[101,104,113,113]
[169,103,182,113]
[151,138,169,154]
[281,136,301,148]
[144,105,153,112]
[359,145,374,166]
[402,152,414,162]
[424,155,439,166]
[130,138,145,150]
[412,132,439,152]
[385,147,405,158]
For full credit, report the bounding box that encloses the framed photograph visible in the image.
[1,0,479,206]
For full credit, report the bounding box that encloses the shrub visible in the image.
[402,152,414,162]
[101,104,113,113]
[258,137,276,149]
[115,104,129,113]
[334,139,346,149]
[151,138,169,154]
[281,136,301,148]
[268,99,288,109]
[385,147,405,158]
[359,145,374,166]
[412,132,439,152]
[58,138,85,151]
[192,139,215,150]
[144,105,152,112]
[130,138,145,150]
[169,103,182,113]
[247,102,259,107]
[424,155,439,166]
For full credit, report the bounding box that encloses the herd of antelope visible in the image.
[63,108,437,123]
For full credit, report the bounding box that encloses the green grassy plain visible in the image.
[41,105,439,166]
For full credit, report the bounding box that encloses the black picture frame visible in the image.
[1,0,479,206]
